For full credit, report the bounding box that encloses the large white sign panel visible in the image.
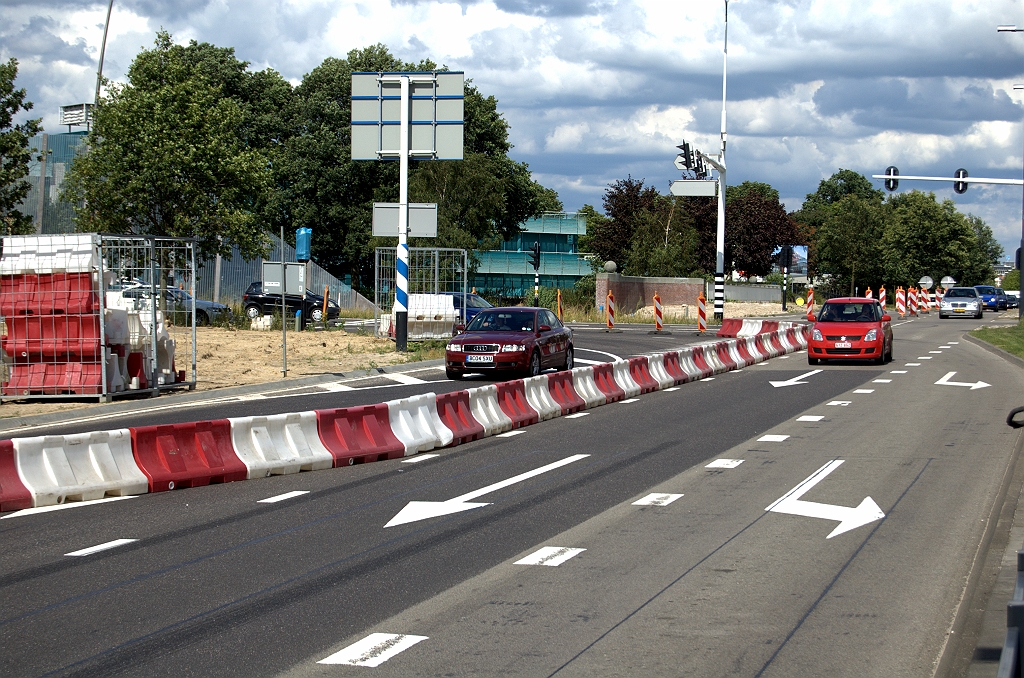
[372,203,438,238]
[670,180,717,197]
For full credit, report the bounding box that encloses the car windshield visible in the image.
[946,288,978,298]
[466,295,493,309]
[976,286,996,294]
[817,302,879,322]
[465,310,535,332]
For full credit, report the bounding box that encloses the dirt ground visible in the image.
[0,327,420,421]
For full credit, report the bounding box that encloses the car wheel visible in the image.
[245,305,261,320]
[195,311,209,326]
[527,350,542,377]
[311,308,324,322]
[976,312,983,319]
[939,313,946,319]
[561,346,574,372]
[808,356,819,365]
[446,368,463,380]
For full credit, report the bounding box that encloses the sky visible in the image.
[4,0,1024,258]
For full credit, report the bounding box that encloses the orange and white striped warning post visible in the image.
[606,290,615,329]
[653,291,663,332]
[556,288,563,321]
[879,285,887,310]
[896,286,906,317]
[805,286,815,320]
[865,287,873,300]
[697,292,707,334]
[908,287,918,316]
[920,289,930,314]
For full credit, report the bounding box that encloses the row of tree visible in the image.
[580,169,1002,292]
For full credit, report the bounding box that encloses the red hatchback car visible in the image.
[445,307,574,380]
[807,297,893,365]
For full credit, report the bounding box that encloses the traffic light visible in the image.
[529,241,541,271]
[953,168,968,194]
[681,142,693,170]
[884,166,899,192]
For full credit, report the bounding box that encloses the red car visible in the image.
[445,307,574,379]
[807,297,893,365]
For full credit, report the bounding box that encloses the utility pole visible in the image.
[94,0,114,106]
[713,0,729,321]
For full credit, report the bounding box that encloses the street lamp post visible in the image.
[713,0,729,321]
[94,0,114,106]
[998,23,1024,318]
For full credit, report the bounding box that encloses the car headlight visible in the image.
[812,329,823,341]
[967,302,978,309]
[940,302,951,309]
[445,343,459,352]
[501,344,526,352]
[865,329,877,341]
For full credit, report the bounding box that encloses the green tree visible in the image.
[623,198,698,277]
[584,176,660,268]
[726,190,800,278]
[0,58,42,236]
[815,194,883,295]
[961,214,1002,284]
[64,32,271,259]
[1003,268,1020,291]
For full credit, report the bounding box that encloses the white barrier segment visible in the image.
[229,411,335,478]
[779,330,798,353]
[571,366,607,409]
[611,360,642,398]
[466,384,514,437]
[387,392,454,455]
[760,332,780,359]
[13,429,149,507]
[795,325,810,349]
[646,354,675,389]
[745,336,766,363]
[677,348,703,381]
[726,340,749,368]
[737,319,763,338]
[523,375,562,421]
[704,344,729,374]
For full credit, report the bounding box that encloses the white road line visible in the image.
[891,370,908,374]
[65,538,138,557]
[402,454,440,464]
[575,348,623,361]
[258,490,310,504]
[704,377,716,381]
[515,546,586,566]
[574,358,605,366]
[949,341,959,344]
[797,415,824,422]
[633,493,684,506]
[497,430,525,438]
[928,351,942,354]
[564,412,590,419]
[777,355,790,359]
[382,373,428,385]
[318,633,428,667]
[853,389,874,394]
[758,434,790,442]
[906,362,921,366]
[706,459,744,469]
[1,495,137,520]
[893,320,915,326]
[619,398,640,404]
[917,356,933,360]
[939,345,952,349]
[319,382,355,392]
[827,401,851,406]
[873,379,892,383]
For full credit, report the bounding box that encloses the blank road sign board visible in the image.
[372,203,438,238]
[351,71,464,161]
[670,180,717,197]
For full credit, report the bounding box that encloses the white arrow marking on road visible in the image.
[769,369,823,388]
[766,460,885,539]
[935,371,990,390]
[384,454,590,527]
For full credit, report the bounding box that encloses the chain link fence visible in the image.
[375,247,467,339]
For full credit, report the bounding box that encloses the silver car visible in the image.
[938,287,983,319]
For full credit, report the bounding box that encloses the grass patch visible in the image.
[970,321,1024,359]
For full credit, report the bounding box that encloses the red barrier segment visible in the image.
[592,363,624,403]
[715,342,738,371]
[436,390,485,446]
[3,362,103,396]
[0,273,97,316]
[628,357,659,393]
[317,403,406,465]
[1,315,102,361]
[759,320,779,334]
[716,318,743,338]
[735,340,756,367]
[0,439,32,511]
[547,371,586,415]
[784,327,800,350]
[130,420,247,492]
[769,332,787,354]
[691,346,714,378]
[496,379,539,428]
[661,351,689,384]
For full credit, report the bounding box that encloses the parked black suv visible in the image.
[242,282,341,322]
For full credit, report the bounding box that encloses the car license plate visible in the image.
[466,355,494,364]
[834,342,852,349]
[954,308,965,313]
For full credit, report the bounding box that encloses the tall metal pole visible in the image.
[714,0,729,321]
[94,0,114,106]
[395,75,410,351]
[281,224,287,376]
[997,25,1023,317]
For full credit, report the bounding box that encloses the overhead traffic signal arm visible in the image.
[872,168,1023,192]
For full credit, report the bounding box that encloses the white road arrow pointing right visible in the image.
[769,369,822,388]
[935,371,990,390]
[766,460,885,538]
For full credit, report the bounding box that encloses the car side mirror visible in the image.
[881,314,891,322]
[806,313,815,322]
[539,325,551,332]
[454,324,465,334]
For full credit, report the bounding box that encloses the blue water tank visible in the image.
[295,227,312,262]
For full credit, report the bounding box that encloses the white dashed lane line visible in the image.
[797,415,824,422]
[514,546,586,566]
[707,459,744,468]
[873,379,891,383]
[65,538,138,557]
[318,633,429,667]
[853,389,874,394]
[564,412,590,419]
[906,362,921,366]
[258,490,310,504]
[497,430,525,438]
[401,454,439,464]
[758,434,790,442]
[891,370,907,374]
[827,400,852,406]
[633,493,684,506]
[2,495,138,520]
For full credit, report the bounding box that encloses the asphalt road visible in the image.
[0,314,1021,677]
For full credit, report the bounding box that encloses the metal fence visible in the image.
[20,132,88,235]
[375,247,467,339]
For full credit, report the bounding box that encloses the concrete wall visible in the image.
[595,273,705,312]
[724,284,782,302]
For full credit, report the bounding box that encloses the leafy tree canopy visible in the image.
[0,58,42,236]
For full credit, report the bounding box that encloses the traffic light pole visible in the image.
[534,271,539,307]
[395,75,410,352]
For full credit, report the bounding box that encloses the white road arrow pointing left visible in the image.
[766,460,885,538]
[769,369,822,388]
[935,371,990,390]
[385,454,590,527]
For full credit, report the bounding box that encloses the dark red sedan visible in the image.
[445,307,574,380]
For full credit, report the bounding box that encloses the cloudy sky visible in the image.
[4,0,1024,257]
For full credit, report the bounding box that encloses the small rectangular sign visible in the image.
[372,203,438,237]
[670,180,717,197]
[262,262,306,296]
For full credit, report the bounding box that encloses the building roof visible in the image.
[519,212,587,235]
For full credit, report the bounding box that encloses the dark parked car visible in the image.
[243,282,340,323]
[445,307,573,379]
[974,285,1007,312]
[120,285,232,326]
[998,288,1016,309]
